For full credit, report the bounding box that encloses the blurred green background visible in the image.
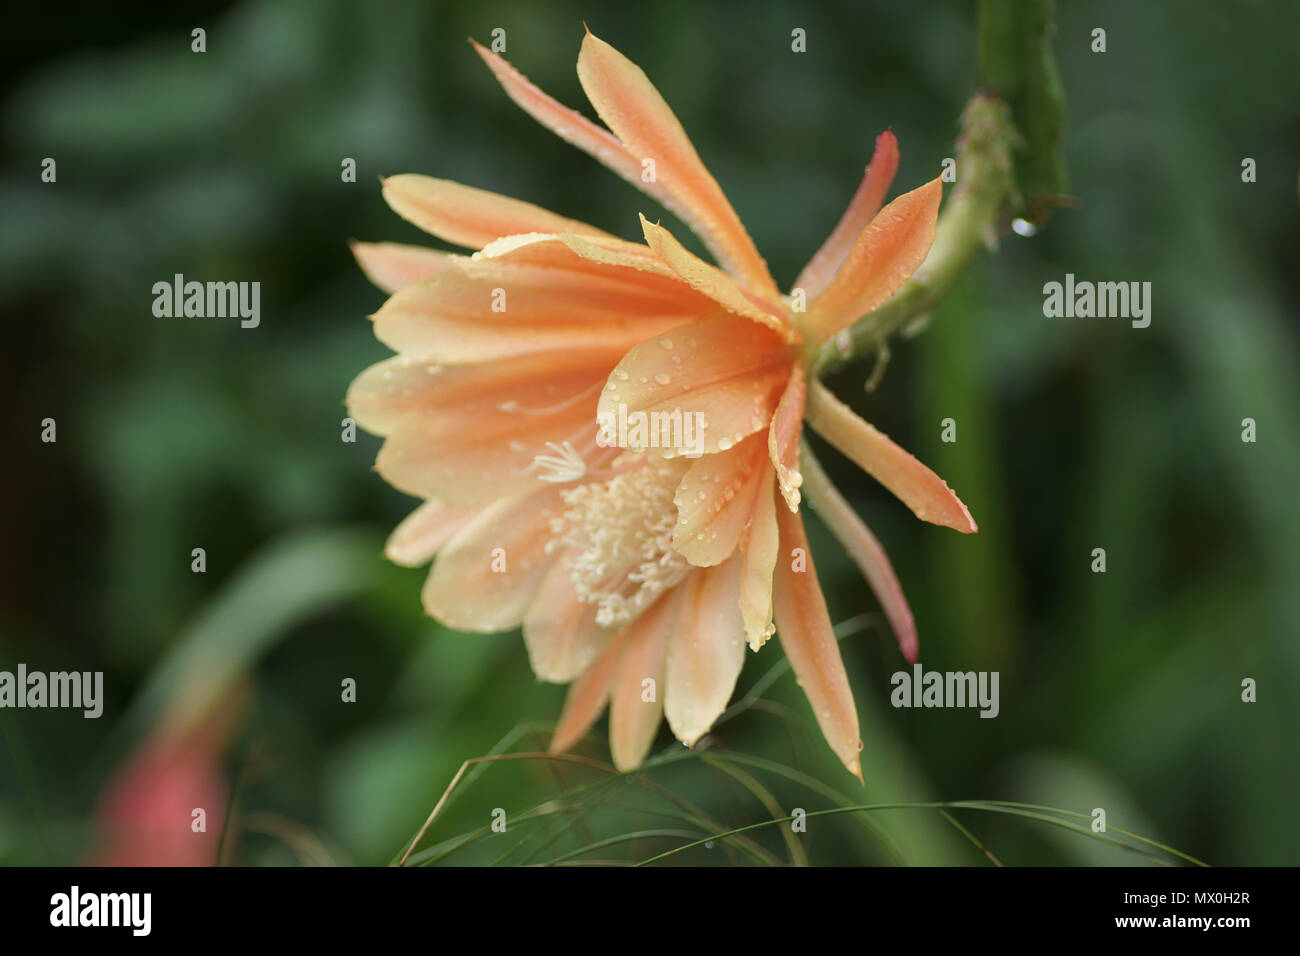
[2,0,1297,865]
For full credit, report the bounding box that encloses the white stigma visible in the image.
[528,441,587,483]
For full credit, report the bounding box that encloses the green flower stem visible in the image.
[813,94,1017,377]
[813,0,1066,378]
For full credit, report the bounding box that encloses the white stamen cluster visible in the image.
[551,455,688,626]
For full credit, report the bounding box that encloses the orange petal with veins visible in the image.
[385,499,482,568]
[805,177,942,347]
[639,216,795,341]
[738,467,780,650]
[793,130,900,299]
[672,433,770,567]
[664,556,746,746]
[470,40,657,207]
[350,241,460,294]
[805,379,977,533]
[609,592,674,771]
[772,504,863,779]
[523,561,614,683]
[800,450,918,662]
[371,248,701,363]
[381,174,610,250]
[374,397,598,505]
[550,630,623,755]
[576,31,777,295]
[422,490,565,632]
[768,364,806,512]
[598,315,792,458]
[347,347,619,436]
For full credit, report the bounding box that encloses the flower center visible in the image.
[551,454,689,626]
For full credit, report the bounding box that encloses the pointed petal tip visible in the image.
[950,492,979,534]
[549,715,590,757]
[611,754,640,774]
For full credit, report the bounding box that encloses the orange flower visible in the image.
[347,31,976,778]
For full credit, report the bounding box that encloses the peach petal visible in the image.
[609,592,674,771]
[470,40,657,207]
[484,232,681,289]
[371,249,701,363]
[597,315,792,458]
[554,232,681,278]
[350,241,461,294]
[384,499,482,568]
[576,32,777,295]
[381,174,610,250]
[767,364,806,512]
[474,38,773,294]
[792,130,900,299]
[664,555,746,746]
[639,216,795,341]
[738,465,780,651]
[422,490,565,632]
[805,379,977,534]
[805,178,942,347]
[772,504,862,779]
[347,348,617,436]
[672,433,769,567]
[549,630,623,755]
[799,449,917,662]
[523,560,614,683]
[374,399,597,505]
